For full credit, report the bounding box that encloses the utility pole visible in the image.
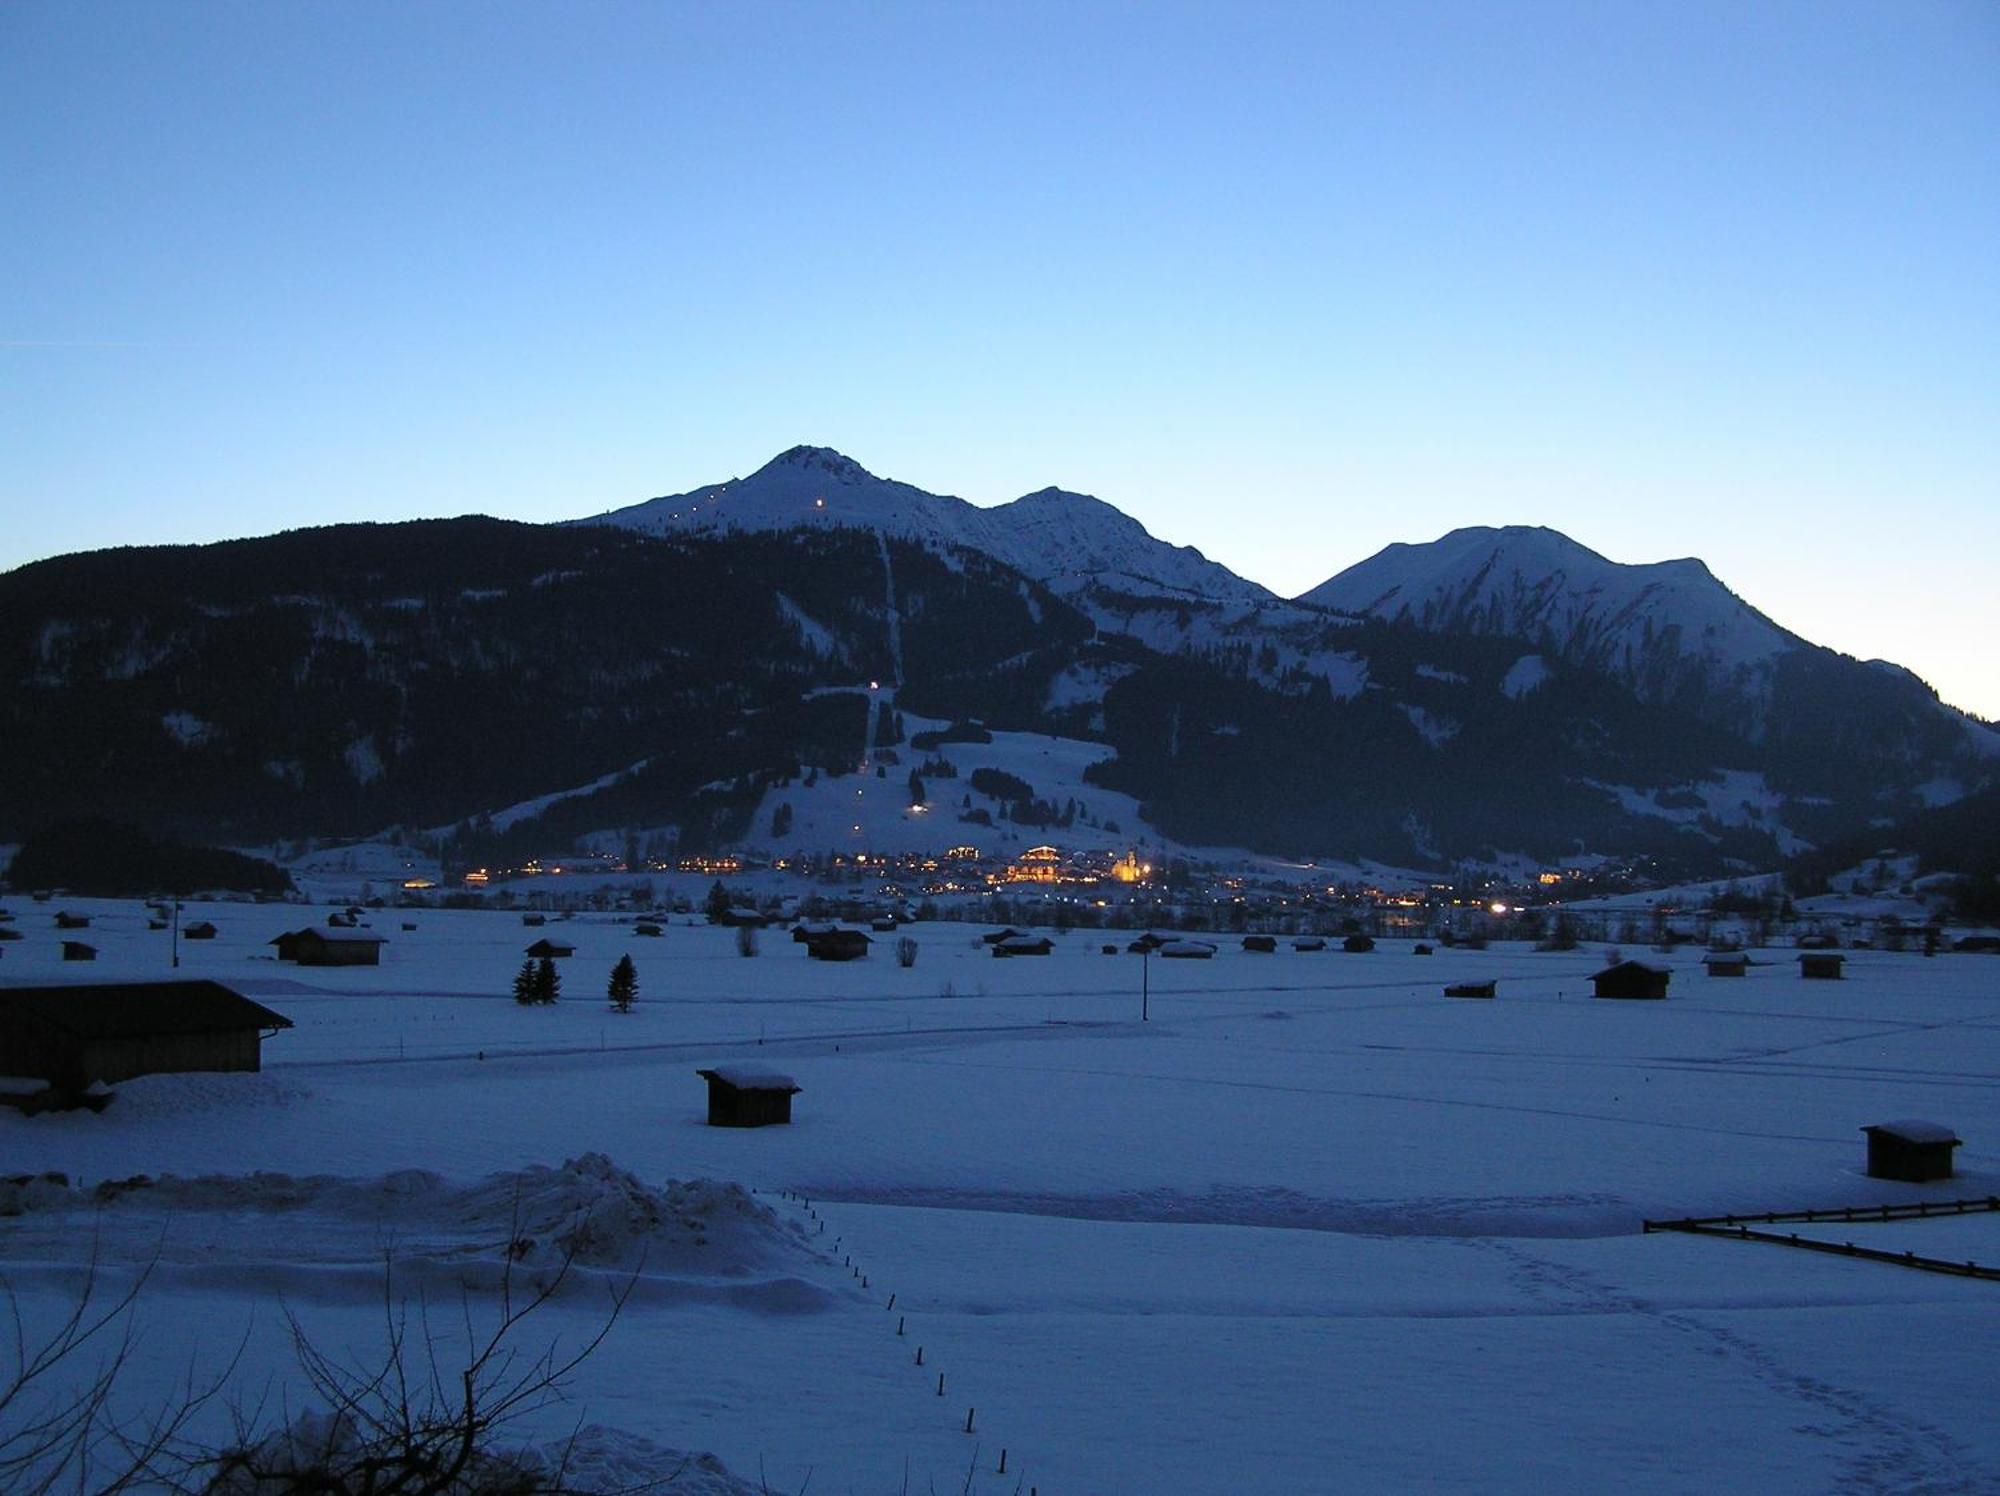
[1141,945,1149,1022]
[170,895,180,969]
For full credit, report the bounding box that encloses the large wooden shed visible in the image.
[525,938,576,959]
[993,935,1054,957]
[271,929,386,966]
[0,980,293,1090]
[805,929,872,962]
[1591,960,1671,1000]
[1799,952,1846,980]
[1862,1120,1961,1182]
[1702,953,1749,978]
[695,1066,801,1127]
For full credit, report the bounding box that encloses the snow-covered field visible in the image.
[4,900,1999,1492]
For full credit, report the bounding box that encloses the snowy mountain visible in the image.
[581,446,1274,609]
[1298,525,1797,697]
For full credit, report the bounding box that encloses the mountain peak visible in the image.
[760,446,877,484]
[1298,523,1794,686]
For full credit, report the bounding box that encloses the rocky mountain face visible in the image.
[2,450,1991,877]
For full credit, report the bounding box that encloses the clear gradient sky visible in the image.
[4,1,1996,715]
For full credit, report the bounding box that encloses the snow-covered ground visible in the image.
[4,900,1999,1491]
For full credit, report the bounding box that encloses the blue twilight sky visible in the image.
[4,1,1996,715]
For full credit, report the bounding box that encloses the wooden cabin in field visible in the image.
[634,922,663,937]
[981,927,1026,946]
[1292,937,1327,952]
[1413,943,1434,956]
[61,941,97,962]
[695,1067,800,1127]
[183,921,218,941]
[993,934,1054,957]
[1591,960,1671,1000]
[1242,935,1277,953]
[870,917,900,933]
[271,929,386,967]
[1342,934,1376,953]
[805,929,872,962]
[1799,952,1846,980]
[793,921,838,944]
[525,938,575,959]
[1159,940,1217,960]
[326,911,358,928]
[1127,932,1169,954]
[1703,953,1750,978]
[522,913,547,927]
[1444,980,1497,999]
[54,911,90,930]
[1862,1120,1961,1182]
[0,980,293,1091]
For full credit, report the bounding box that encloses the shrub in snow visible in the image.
[895,935,918,968]
[735,924,758,958]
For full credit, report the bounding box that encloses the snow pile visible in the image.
[447,1154,808,1276]
[104,1070,315,1120]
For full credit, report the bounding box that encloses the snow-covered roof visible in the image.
[1862,1120,1959,1145]
[696,1067,800,1093]
[1593,960,1670,977]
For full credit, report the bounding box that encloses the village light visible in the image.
[1490,902,1510,915]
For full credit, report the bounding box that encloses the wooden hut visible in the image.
[1413,943,1434,956]
[1342,934,1376,953]
[183,921,219,941]
[525,938,576,959]
[805,929,872,962]
[1292,937,1327,952]
[695,1067,800,1127]
[634,922,663,937]
[1444,980,1497,999]
[1127,932,1168,954]
[272,929,386,967]
[993,935,1054,957]
[61,941,97,962]
[870,917,900,933]
[1703,953,1749,978]
[55,912,90,930]
[1159,940,1217,959]
[793,921,839,944]
[0,980,293,1090]
[1241,935,1277,953]
[1862,1120,1961,1182]
[522,913,547,927]
[1590,960,1671,999]
[981,927,1026,946]
[1799,952,1846,980]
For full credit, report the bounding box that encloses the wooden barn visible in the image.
[993,935,1054,957]
[805,929,872,962]
[1799,952,1846,980]
[271,929,386,967]
[1342,934,1376,953]
[1292,937,1327,952]
[1127,932,1168,954]
[1413,943,1434,956]
[525,938,576,959]
[522,913,547,927]
[0,980,293,1091]
[1703,953,1750,978]
[634,922,663,938]
[1862,1120,1961,1182]
[980,927,1026,946]
[695,1067,800,1127]
[55,911,90,930]
[183,921,219,941]
[1242,935,1277,953]
[1591,960,1671,999]
[61,941,96,962]
[793,921,839,944]
[1159,940,1217,960]
[1444,980,1497,999]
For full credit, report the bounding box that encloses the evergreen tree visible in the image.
[907,771,926,807]
[511,959,537,1006]
[533,955,560,1004]
[703,880,731,920]
[607,954,638,1013]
